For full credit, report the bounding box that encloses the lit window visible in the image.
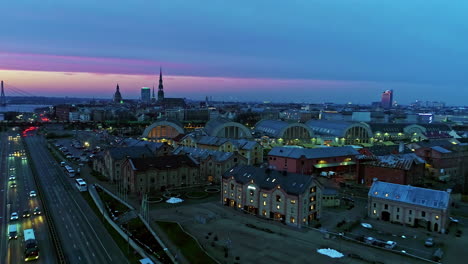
[435,215,439,220]
[238,195,241,199]
[263,201,266,206]
[290,217,295,223]
[309,205,315,211]
[290,200,296,204]
[373,210,377,215]
[276,195,281,202]
[277,205,280,209]
[303,218,306,223]
[310,196,315,202]
[262,210,267,216]
[374,192,378,195]
[238,204,241,208]
[310,187,316,193]
[231,192,234,197]
[385,193,389,197]
[224,190,227,194]
[250,199,253,203]
[262,193,268,198]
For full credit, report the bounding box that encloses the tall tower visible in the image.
[113,83,123,103]
[151,84,156,103]
[157,67,164,102]
[0,80,6,107]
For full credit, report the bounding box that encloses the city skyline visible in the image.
[1,1,468,104]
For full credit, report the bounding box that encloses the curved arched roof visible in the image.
[142,119,185,138]
[255,120,314,138]
[204,118,253,138]
[305,120,373,138]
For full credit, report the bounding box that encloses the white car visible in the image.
[10,212,19,221]
[361,223,373,229]
[29,191,37,197]
[9,176,16,181]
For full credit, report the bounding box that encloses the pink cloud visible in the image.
[0,52,193,75]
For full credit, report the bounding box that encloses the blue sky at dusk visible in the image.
[1,0,467,104]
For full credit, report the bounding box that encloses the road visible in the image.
[25,134,128,264]
[1,132,57,264]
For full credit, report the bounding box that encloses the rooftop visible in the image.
[269,146,359,159]
[369,181,450,210]
[223,165,318,196]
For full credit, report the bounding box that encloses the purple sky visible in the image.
[1,1,467,104]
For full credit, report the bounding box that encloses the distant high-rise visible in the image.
[381,90,393,109]
[0,80,6,106]
[113,84,123,103]
[141,87,151,103]
[151,84,156,103]
[158,67,165,102]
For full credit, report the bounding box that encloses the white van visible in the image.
[60,162,66,167]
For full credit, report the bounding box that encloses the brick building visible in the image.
[268,146,359,176]
[357,153,425,186]
[121,155,199,196]
[222,165,322,228]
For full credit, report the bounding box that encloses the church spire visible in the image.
[157,67,164,102]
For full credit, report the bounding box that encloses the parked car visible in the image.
[29,191,37,197]
[425,237,434,247]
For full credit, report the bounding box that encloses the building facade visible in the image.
[122,155,200,195]
[368,181,451,233]
[173,146,247,183]
[268,146,359,176]
[222,165,322,228]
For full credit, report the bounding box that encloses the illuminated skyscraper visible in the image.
[381,90,393,109]
[141,87,151,103]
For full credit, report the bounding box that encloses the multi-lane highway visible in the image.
[0,132,57,264]
[25,134,128,264]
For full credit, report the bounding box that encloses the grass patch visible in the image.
[123,218,172,263]
[81,192,141,264]
[156,221,217,264]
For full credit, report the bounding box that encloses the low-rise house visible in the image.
[122,155,200,196]
[173,146,247,183]
[368,180,451,233]
[222,165,322,228]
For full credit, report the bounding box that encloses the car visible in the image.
[449,217,459,223]
[364,237,375,244]
[10,182,17,188]
[385,241,397,249]
[22,210,31,218]
[21,156,27,160]
[425,237,434,247]
[78,163,84,167]
[9,175,16,181]
[361,223,373,229]
[10,212,19,221]
[33,207,41,215]
[29,191,37,197]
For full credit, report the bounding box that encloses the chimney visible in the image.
[399,142,404,153]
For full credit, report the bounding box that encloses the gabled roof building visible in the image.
[222,165,322,228]
[368,180,451,233]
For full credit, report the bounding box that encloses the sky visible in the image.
[1,0,468,104]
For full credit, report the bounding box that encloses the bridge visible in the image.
[0,80,39,106]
